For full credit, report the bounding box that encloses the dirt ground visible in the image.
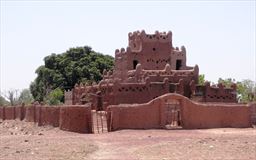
[0,120,255,160]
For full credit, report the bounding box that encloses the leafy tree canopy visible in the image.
[198,74,206,85]
[18,89,34,105]
[30,46,114,102]
[45,88,63,105]
[218,78,236,87]
[0,96,9,106]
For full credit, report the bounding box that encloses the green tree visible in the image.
[45,88,64,105]
[218,78,236,87]
[4,89,19,106]
[0,96,9,106]
[198,74,205,85]
[237,79,256,102]
[18,89,34,105]
[30,46,114,102]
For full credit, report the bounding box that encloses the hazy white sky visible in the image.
[0,0,255,93]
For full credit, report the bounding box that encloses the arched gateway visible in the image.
[106,93,251,131]
[165,99,182,129]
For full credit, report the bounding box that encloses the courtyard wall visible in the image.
[108,94,252,130]
[0,95,254,133]
[0,104,92,133]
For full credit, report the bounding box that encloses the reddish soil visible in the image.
[0,120,255,160]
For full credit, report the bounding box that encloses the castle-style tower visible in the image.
[66,30,237,108]
[113,30,193,82]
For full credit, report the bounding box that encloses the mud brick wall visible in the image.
[34,106,60,127]
[182,101,251,129]
[15,105,25,120]
[0,106,5,120]
[59,105,92,133]
[108,93,252,130]
[25,105,36,122]
[162,94,251,128]
[112,83,152,105]
[108,100,162,131]
[35,106,41,123]
[0,106,25,120]
[249,103,256,124]
[4,106,16,120]
[38,106,60,127]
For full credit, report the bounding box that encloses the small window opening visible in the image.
[133,60,139,69]
[152,48,156,51]
[176,60,182,70]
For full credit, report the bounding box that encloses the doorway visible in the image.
[176,60,182,70]
[133,60,139,69]
[165,99,182,129]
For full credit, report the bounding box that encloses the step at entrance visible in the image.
[91,110,108,134]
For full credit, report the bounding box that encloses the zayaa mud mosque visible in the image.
[1,30,256,133]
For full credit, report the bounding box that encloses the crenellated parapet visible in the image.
[190,81,237,103]
[113,30,191,72]
[128,30,172,44]
[115,47,131,57]
[128,30,173,53]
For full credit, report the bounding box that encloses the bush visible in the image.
[45,88,64,105]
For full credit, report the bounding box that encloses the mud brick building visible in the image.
[1,30,255,133]
[65,30,237,109]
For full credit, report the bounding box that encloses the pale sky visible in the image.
[0,0,255,94]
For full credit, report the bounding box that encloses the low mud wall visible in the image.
[0,106,5,120]
[0,105,26,120]
[182,101,251,129]
[0,105,92,133]
[25,105,36,122]
[38,106,60,127]
[249,103,256,124]
[108,93,252,130]
[0,96,253,132]
[108,101,162,131]
[15,105,25,120]
[4,106,16,120]
[59,105,92,133]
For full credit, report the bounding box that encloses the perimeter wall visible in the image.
[0,105,92,133]
[0,94,255,133]
[107,93,254,130]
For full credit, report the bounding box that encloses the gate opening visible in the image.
[91,110,108,134]
[165,99,182,129]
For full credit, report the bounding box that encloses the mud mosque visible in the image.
[0,30,255,133]
[65,30,237,108]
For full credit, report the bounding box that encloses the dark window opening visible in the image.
[152,48,156,51]
[133,60,139,69]
[176,60,182,70]
[169,84,175,93]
